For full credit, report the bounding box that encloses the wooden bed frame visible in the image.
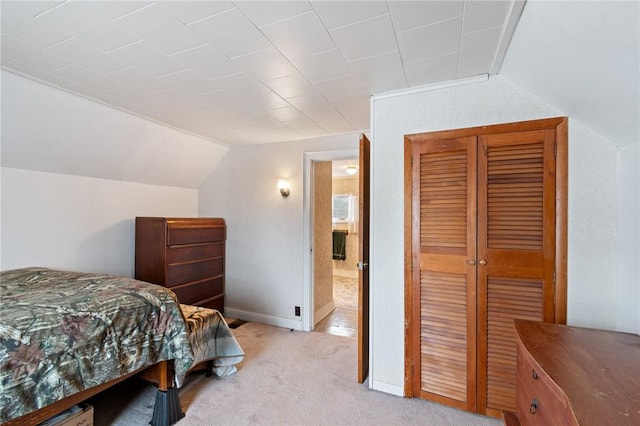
[3,360,182,426]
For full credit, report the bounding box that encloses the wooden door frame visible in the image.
[403,117,568,397]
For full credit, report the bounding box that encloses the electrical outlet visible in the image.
[294,306,301,316]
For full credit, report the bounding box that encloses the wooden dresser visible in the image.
[508,320,640,426]
[135,217,226,312]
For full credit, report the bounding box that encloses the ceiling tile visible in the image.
[34,1,140,52]
[201,73,270,98]
[50,64,120,92]
[260,11,334,59]
[388,1,463,32]
[158,1,234,25]
[1,3,72,49]
[358,75,409,96]
[291,49,351,83]
[459,26,503,64]
[397,16,462,63]
[329,14,398,61]
[106,66,175,95]
[108,41,186,78]
[284,117,327,137]
[44,38,128,75]
[331,95,370,129]
[310,0,389,30]
[231,47,297,82]
[169,44,242,80]
[157,69,228,96]
[233,117,286,131]
[2,34,70,72]
[149,88,203,108]
[456,58,493,79]
[103,86,160,107]
[188,7,271,58]
[3,0,66,17]
[347,50,405,84]
[113,3,205,55]
[286,92,333,115]
[267,106,305,122]
[234,0,312,27]
[85,2,154,21]
[313,75,364,101]
[462,0,511,33]
[264,73,316,99]
[303,107,355,133]
[404,53,458,86]
[3,59,72,87]
[240,91,291,111]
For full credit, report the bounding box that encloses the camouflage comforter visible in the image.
[0,267,244,423]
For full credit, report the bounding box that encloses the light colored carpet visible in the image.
[88,322,500,425]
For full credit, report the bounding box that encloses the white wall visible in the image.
[499,0,639,146]
[0,168,197,277]
[617,143,640,333]
[369,75,627,395]
[198,133,359,329]
[1,70,229,189]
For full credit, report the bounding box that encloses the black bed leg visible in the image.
[150,387,185,426]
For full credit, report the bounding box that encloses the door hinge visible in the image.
[554,142,557,157]
[553,269,557,284]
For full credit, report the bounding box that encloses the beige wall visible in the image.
[313,161,333,322]
[332,176,359,277]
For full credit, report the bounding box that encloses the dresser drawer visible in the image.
[167,226,225,246]
[166,242,223,263]
[166,258,223,287]
[171,276,223,306]
[516,344,577,426]
[199,294,224,313]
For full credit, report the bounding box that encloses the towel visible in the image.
[333,230,348,261]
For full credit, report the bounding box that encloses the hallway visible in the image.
[315,275,358,338]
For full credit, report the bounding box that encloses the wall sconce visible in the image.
[278,179,290,197]
[346,165,358,175]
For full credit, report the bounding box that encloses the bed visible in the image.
[0,267,244,425]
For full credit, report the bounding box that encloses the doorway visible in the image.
[302,134,371,384]
[314,158,360,338]
[302,149,358,333]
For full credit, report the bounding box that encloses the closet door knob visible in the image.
[479,259,487,266]
[467,259,476,266]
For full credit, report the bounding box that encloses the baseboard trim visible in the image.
[314,300,335,325]
[224,308,303,331]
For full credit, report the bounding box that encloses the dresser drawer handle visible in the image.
[532,369,538,380]
[530,399,538,414]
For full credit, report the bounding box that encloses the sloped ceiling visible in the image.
[500,0,639,147]
[1,0,524,145]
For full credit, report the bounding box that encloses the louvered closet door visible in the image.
[411,137,477,411]
[476,129,557,416]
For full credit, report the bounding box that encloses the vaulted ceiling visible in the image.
[1,0,524,145]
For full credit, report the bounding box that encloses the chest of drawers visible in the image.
[135,217,226,312]
[510,320,640,426]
